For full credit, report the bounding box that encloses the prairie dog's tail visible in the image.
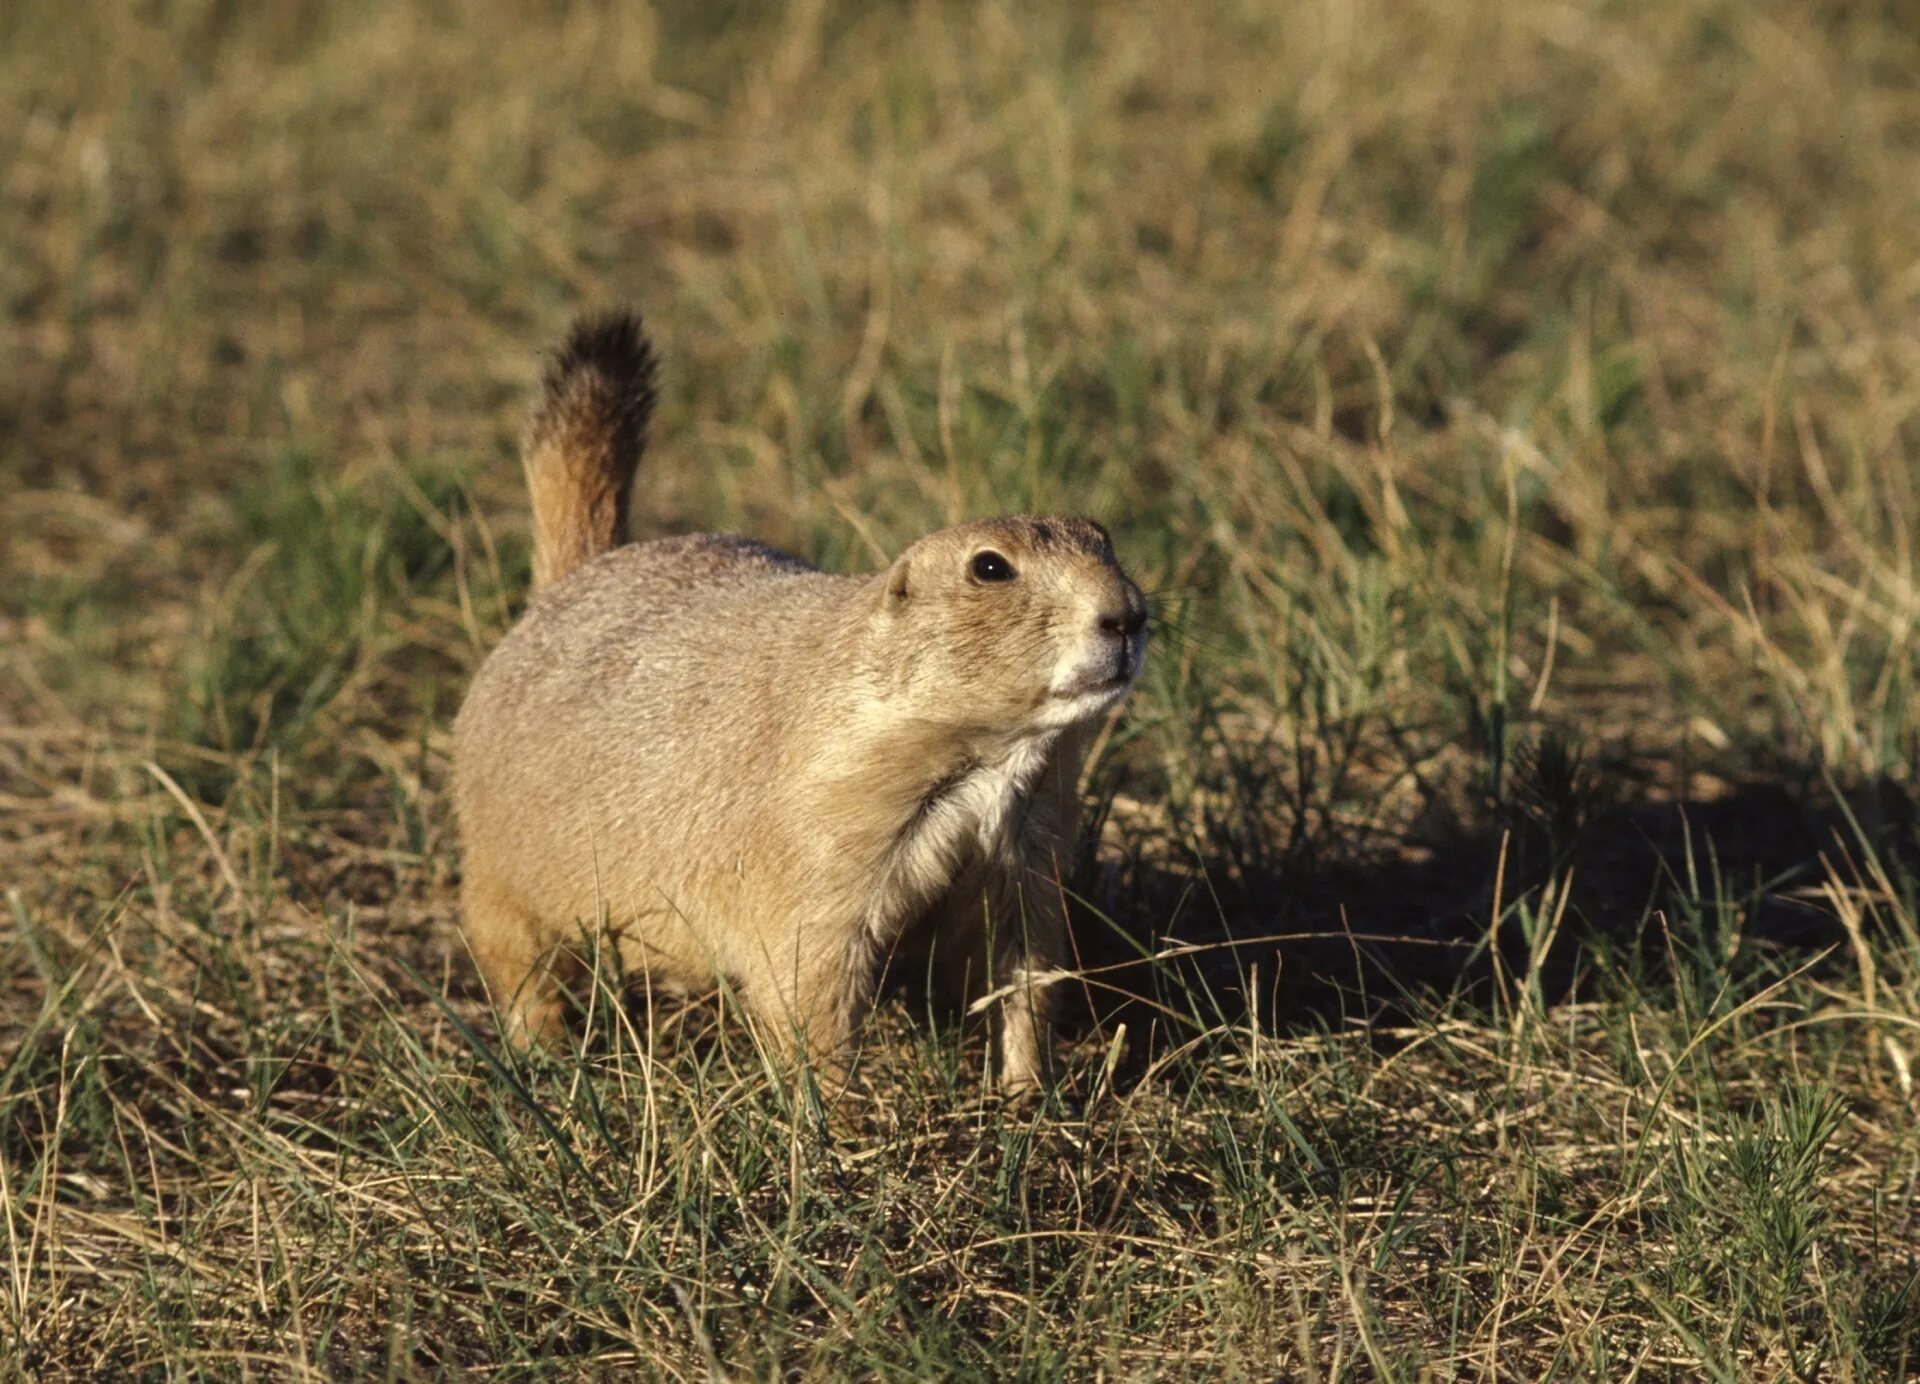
[523,311,658,591]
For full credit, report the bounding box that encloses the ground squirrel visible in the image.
[452,311,1147,1090]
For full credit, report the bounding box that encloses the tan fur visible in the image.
[454,311,1147,1091]
[521,313,656,591]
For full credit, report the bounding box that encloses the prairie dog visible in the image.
[452,312,1147,1090]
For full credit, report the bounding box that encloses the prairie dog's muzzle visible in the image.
[1050,578,1148,704]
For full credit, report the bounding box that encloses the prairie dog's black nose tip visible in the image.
[1099,602,1147,638]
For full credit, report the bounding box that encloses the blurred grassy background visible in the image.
[4,0,1919,1376]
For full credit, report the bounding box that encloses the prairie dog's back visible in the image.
[469,535,829,708]
[454,535,864,932]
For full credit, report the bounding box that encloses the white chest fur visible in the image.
[945,735,1056,859]
[869,733,1057,938]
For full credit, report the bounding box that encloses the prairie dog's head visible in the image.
[872,516,1147,735]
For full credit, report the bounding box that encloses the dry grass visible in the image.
[4,0,1919,1376]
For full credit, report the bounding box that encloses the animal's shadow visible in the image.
[1049,761,1915,1082]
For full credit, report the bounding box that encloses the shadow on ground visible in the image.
[1058,765,1916,1071]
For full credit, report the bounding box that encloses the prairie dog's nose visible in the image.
[1098,595,1147,639]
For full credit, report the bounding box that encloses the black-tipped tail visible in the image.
[522,311,659,591]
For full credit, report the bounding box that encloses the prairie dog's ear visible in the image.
[883,551,912,607]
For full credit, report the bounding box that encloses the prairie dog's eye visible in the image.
[969,550,1017,583]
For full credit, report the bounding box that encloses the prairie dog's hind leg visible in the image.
[462,879,572,1048]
